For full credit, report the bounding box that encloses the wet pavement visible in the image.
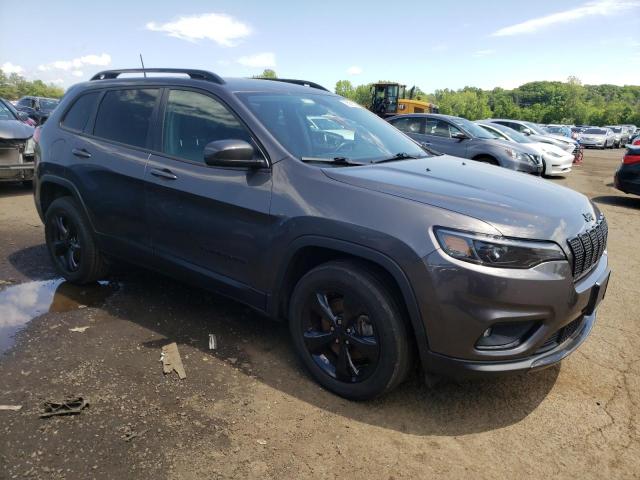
[0,150,639,479]
[0,279,117,354]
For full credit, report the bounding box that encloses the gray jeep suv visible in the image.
[33,69,610,399]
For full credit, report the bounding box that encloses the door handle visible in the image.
[150,168,177,180]
[71,148,92,159]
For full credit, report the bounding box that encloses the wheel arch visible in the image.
[38,175,94,230]
[472,154,499,165]
[270,235,430,371]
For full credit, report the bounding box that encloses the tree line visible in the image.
[0,70,65,100]
[335,77,640,125]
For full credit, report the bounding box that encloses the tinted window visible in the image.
[62,92,100,132]
[390,117,424,134]
[93,89,159,148]
[425,119,461,138]
[17,98,31,107]
[162,90,252,163]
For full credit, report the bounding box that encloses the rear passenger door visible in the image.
[61,88,159,258]
[145,88,272,307]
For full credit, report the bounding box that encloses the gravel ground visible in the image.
[0,148,638,479]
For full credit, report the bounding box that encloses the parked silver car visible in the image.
[604,126,629,147]
[0,100,35,184]
[580,128,616,149]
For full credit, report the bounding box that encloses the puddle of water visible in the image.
[0,279,117,355]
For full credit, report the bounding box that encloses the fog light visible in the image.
[475,321,538,350]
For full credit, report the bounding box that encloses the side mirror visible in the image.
[451,131,469,140]
[203,140,266,168]
[522,129,532,136]
[17,111,29,122]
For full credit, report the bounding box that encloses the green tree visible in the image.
[256,69,277,79]
[0,69,64,100]
[334,80,355,98]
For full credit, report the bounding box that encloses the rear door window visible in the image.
[93,89,159,148]
[425,119,460,138]
[61,92,100,132]
[389,117,424,134]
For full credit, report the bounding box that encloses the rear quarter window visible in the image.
[61,92,100,132]
[93,89,159,148]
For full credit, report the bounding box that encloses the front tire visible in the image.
[288,260,412,400]
[44,197,110,284]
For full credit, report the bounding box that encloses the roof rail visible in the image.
[90,68,225,84]
[255,78,329,92]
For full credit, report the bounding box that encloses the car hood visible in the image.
[323,156,597,246]
[531,142,574,158]
[0,119,34,140]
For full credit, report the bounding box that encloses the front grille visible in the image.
[536,317,583,353]
[567,214,608,278]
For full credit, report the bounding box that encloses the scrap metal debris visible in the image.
[121,425,150,442]
[161,343,186,379]
[0,405,22,411]
[208,334,217,350]
[40,397,89,418]
[69,326,90,333]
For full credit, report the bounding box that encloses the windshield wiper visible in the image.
[300,156,366,166]
[373,152,428,164]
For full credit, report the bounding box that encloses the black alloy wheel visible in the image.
[302,290,380,383]
[50,212,82,274]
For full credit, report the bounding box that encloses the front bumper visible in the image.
[417,245,610,378]
[543,154,573,176]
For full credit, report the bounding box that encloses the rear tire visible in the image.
[44,197,110,284]
[288,260,412,400]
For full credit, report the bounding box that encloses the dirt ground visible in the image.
[0,149,638,480]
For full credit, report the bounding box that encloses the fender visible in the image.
[269,235,431,371]
[37,174,96,230]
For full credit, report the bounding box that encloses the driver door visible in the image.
[145,88,273,307]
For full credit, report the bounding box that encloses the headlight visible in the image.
[434,228,566,269]
[24,137,35,155]
[505,148,529,163]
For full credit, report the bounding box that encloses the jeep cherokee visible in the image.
[33,68,611,400]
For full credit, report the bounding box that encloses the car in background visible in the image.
[570,126,584,140]
[15,96,60,125]
[614,143,640,196]
[307,115,355,141]
[545,125,572,138]
[387,113,543,175]
[485,119,581,162]
[0,98,37,126]
[623,125,637,138]
[476,121,573,176]
[0,99,36,185]
[580,127,616,149]
[604,126,629,148]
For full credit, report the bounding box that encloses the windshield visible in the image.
[608,127,622,133]
[238,93,428,163]
[523,121,547,135]
[39,99,59,110]
[483,122,533,143]
[584,128,606,134]
[0,101,17,121]
[449,117,496,139]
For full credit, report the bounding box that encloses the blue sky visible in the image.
[1,0,639,92]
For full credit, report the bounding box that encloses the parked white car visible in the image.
[476,121,573,176]
[485,119,579,159]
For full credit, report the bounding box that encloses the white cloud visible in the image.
[51,79,65,85]
[474,49,496,57]
[237,52,276,68]
[38,53,111,72]
[346,65,363,75]
[1,62,24,74]
[146,13,251,46]
[71,70,84,77]
[492,0,640,36]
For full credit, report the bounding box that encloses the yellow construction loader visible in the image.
[370,82,438,117]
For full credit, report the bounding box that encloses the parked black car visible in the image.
[33,68,610,399]
[387,113,543,174]
[614,144,640,196]
[15,96,59,125]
